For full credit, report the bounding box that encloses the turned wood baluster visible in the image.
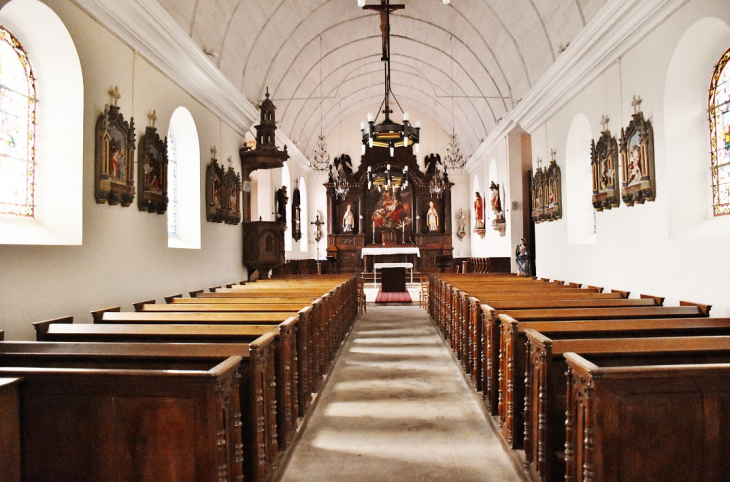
[564,368,575,482]
[583,383,595,482]
[524,339,533,467]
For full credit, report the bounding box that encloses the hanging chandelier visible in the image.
[359,0,420,157]
[334,164,350,200]
[444,133,466,171]
[310,134,330,176]
[430,168,446,198]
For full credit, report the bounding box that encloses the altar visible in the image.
[361,246,420,274]
[373,262,414,290]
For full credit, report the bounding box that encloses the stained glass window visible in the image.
[0,26,36,217]
[709,47,730,217]
[167,132,178,236]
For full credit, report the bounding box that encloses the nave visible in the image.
[280,304,521,482]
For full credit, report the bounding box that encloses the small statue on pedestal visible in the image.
[343,204,354,233]
[276,186,288,226]
[427,201,439,231]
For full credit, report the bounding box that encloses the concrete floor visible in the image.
[278,303,523,482]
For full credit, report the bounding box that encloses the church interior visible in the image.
[2,0,730,480]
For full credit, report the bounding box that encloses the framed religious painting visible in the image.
[223,165,242,225]
[205,153,224,223]
[591,125,620,210]
[137,111,168,214]
[95,87,135,207]
[620,96,656,206]
[546,158,562,220]
[531,164,547,223]
[368,184,412,242]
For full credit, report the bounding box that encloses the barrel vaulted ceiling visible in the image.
[156,0,606,157]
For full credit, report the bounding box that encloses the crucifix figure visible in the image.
[631,95,642,114]
[311,213,324,243]
[211,146,217,158]
[550,148,557,162]
[600,115,610,132]
[363,0,405,62]
[536,157,543,170]
[109,86,121,106]
[148,110,157,128]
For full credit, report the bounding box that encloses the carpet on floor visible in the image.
[374,290,412,303]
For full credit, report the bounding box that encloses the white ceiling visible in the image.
[156,0,607,156]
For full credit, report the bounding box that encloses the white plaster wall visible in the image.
[0,0,248,340]
[526,1,730,316]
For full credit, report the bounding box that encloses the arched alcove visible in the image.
[565,113,596,245]
[282,164,292,252]
[665,17,730,237]
[299,177,308,252]
[167,106,201,249]
[0,0,83,245]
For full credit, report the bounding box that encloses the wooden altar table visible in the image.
[361,246,420,273]
[373,262,414,290]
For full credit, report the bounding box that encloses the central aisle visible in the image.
[279,304,523,482]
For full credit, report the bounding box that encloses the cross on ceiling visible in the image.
[110,86,120,106]
[631,95,642,114]
[148,110,157,128]
[211,146,217,158]
[600,115,610,131]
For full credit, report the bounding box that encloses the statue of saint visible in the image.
[427,201,439,231]
[343,204,354,233]
[276,186,288,225]
[456,208,467,240]
[474,192,485,229]
[516,238,531,277]
[489,181,504,220]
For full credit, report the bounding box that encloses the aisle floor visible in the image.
[279,303,523,482]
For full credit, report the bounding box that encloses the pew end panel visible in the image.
[33,316,73,341]
[164,294,182,304]
[132,299,155,312]
[0,377,22,482]
[565,351,730,482]
[190,289,204,298]
[210,286,222,292]
[90,306,120,323]
[610,289,630,298]
[586,285,604,293]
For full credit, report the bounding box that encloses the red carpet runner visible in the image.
[374,290,412,303]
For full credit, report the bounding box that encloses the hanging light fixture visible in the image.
[430,167,446,198]
[443,35,467,172]
[367,164,409,192]
[359,0,420,157]
[310,36,330,175]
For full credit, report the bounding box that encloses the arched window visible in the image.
[167,107,200,249]
[0,25,36,217]
[166,131,178,236]
[709,46,730,217]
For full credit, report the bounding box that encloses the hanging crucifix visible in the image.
[363,0,405,62]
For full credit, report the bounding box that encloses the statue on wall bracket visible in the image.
[489,181,506,236]
[546,151,563,221]
[531,159,547,223]
[95,86,135,207]
[591,116,620,210]
[620,95,656,206]
[456,208,467,240]
[473,191,486,238]
[137,110,168,214]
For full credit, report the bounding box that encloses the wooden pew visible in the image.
[0,340,284,482]
[0,347,243,482]
[564,337,730,482]
[496,305,709,449]
[34,321,285,481]
[523,319,730,481]
[477,297,658,415]
[0,377,21,482]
